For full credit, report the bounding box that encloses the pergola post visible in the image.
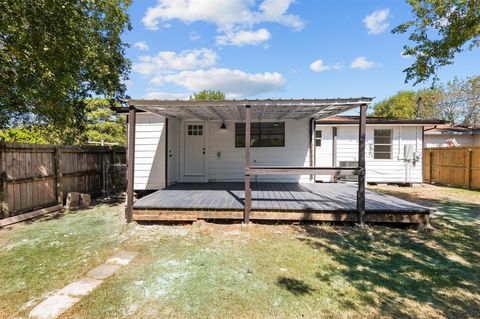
[244,105,251,224]
[125,104,136,223]
[357,104,367,226]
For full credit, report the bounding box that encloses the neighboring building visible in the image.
[315,116,444,184]
[424,124,480,147]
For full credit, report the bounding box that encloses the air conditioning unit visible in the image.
[338,161,358,182]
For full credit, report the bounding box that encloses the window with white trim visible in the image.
[315,130,322,146]
[373,129,392,159]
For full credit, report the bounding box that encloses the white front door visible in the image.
[184,122,206,177]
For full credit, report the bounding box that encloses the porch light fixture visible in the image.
[220,122,226,130]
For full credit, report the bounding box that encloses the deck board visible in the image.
[134,182,429,213]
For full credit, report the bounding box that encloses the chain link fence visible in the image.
[106,163,127,196]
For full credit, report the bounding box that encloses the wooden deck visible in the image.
[132,182,430,224]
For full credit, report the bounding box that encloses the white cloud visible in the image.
[363,9,390,35]
[145,91,190,99]
[189,31,201,40]
[216,28,271,46]
[310,60,342,72]
[133,41,149,51]
[162,68,286,98]
[350,56,376,69]
[331,62,342,71]
[310,60,330,72]
[142,0,304,31]
[132,48,218,75]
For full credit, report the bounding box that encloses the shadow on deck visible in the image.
[132,182,430,224]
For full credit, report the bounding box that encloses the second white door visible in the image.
[184,122,206,176]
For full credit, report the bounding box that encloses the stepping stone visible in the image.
[29,294,79,319]
[105,251,139,266]
[86,263,121,280]
[57,278,102,297]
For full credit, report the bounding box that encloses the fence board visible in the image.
[423,146,480,190]
[0,142,126,218]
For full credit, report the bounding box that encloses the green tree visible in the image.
[0,99,126,145]
[394,0,480,84]
[372,89,443,119]
[81,98,126,145]
[190,90,225,100]
[0,0,132,129]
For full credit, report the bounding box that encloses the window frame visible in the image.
[235,122,285,148]
[315,130,322,147]
[373,129,393,160]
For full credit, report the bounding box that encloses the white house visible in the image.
[124,103,443,190]
[424,124,480,147]
[314,116,443,184]
[116,98,434,225]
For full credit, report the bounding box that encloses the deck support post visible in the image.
[244,105,252,224]
[125,105,136,223]
[357,104,367,226]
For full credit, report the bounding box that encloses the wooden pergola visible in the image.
[123,98,373,225]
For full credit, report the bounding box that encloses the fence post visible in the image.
[54,147,64,205]
[0,140,9,218]
[429,150,433,184]
[466,148,472,190]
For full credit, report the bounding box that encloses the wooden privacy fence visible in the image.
[423,146,480,190]
[0,142,126,219]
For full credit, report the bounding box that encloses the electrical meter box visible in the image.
[404,144,415,160]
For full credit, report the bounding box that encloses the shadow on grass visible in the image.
[297,195,480,318]
[276,276,315,296]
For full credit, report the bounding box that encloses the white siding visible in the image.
[316,125,424,183]
[207,119,312,182]
[134,113,166,190]
[314,126,333,181]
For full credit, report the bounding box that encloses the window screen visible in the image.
[235,122,285,147]
[374,129,392,159]
[315,130,322,147]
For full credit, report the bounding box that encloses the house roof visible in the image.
[424,124,480,135]
[316,115,445,125]
[117,97,374,121]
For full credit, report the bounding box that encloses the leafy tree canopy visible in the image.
[393,0,480,84]
[0,99,126,145]
[372,89,443,119]
[0,0,132,129]
[190,90,225,101]
[372,76,480,126]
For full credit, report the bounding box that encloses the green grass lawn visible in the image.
[0,186,479,319]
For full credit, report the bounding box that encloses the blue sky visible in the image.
[123,0,479,105]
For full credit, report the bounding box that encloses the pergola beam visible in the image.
[295,103,358,120]
[206,106,224,120]
[277,105,301,120]
[357,103,367,226]
[136,105,180,119]
[174,106,208,120]
[244,105,251,223]
[236,106,244,121]
[125,105,136,223]
[259,105,268,121]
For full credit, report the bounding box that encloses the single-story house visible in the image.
[314,116,444,184]
[116,98,436,225]
[424,124,480,147]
